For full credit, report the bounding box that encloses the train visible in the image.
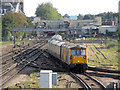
[47,35,88,73]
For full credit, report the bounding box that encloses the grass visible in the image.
[7,71,68,88]
[6,69,40,88]
[74,37,119,70]
[88,45,118,69]
[0,39,35,47]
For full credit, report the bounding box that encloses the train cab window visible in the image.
[80,49,86,55]
[71,50,76,55]
[71,49,86,55]
[76,50,81,55]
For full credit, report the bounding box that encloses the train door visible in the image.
[64,47,66,63]
[69,49,73,64]
[65,49,69,64]
[60,46,64,61]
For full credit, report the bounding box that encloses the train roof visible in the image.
[49,39,86,48]
[63,43,86,49]
[49,34,86,49]
[51,34,62,41]
[49,39,69,46]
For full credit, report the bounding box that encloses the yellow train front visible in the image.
[61,44,88,73]
[47,35,88,73]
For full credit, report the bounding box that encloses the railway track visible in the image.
[0,41,46,88]
[86,71,120,79]
[1,41,39,64]
[30,49,68,72]
[70,72,106,89]
[88,45,105,60]
[88,65,120,74]
[1,40,36,57]
[0,43,42,75]
[93,45,107,59]
[1,37,119,89]
[87,44,115,69]
[86,67,120,79]
[1,41,43,63]
[1,39,47,60]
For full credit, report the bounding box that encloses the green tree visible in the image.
[96,12,118,22]
[77,14,83,20]
[35,2,62,20]
[83,14,95,20]
[26,17,34,27]
[2,12,34,41]
[2,12,15,41]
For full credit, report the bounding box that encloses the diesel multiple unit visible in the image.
[47,35,88,72]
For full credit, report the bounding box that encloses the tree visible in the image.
[2,12,15,41]
[96,12,118,22]
[77,14,83,20]
[83,14,95,20]
[2,12,34,41]
[35,2,62,20]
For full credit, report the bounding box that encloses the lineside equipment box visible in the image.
[40,70,52,88]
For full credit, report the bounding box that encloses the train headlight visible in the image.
[83,55,87,59]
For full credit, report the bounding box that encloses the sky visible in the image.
[24,0,119,17]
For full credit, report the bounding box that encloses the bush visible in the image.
[117,49,120,52]
[107,43,116,49]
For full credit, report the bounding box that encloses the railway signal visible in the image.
[43,22,46,29]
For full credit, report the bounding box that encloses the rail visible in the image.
[69,72,106,89]
[69,72,91,90]
[0,42,46,88]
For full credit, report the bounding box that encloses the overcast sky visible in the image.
[24,0,119,17]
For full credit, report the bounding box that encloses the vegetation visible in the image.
[74,37,118,70]
[7,70,71,88]
[7,71,40,88]
[1,39,34,46]
[83,14,95,20]
[2,12,33,41]
[77,14,83,20]
[96,12,118,22]
[35,2,63,20]
[77,12,118,21]
[90,38,118,69]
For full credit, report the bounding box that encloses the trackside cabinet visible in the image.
[40,70,52,88]
[52,72,57,86]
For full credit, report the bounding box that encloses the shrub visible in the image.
[107,43,116,49]
[117,49,120,52]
